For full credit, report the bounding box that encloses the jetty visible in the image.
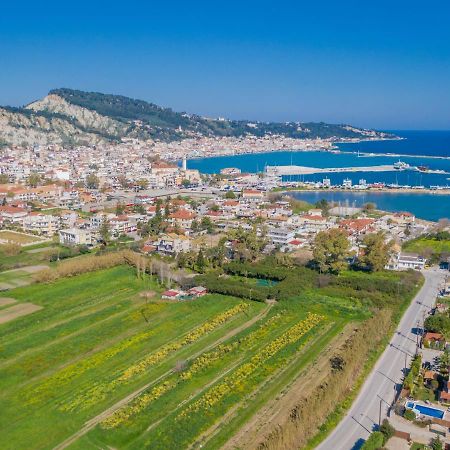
[265,164,396,176]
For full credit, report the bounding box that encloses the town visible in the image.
[0,141,441,274]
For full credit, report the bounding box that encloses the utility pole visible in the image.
[416,320,420,355]
[379,397,382,427]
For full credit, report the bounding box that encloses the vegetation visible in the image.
[0,264,346,450]
[361,431,384,450]
[0,244,422,450]
[359,232,393,272]
[424,313,450,339]
[313,228,351,274]
[403,231,450,263]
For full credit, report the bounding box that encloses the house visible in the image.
[188,286,208,297]
[242,189,264,201]
[22,213,60,235]
[388,252,426,271]
[169,210,196,229]
[0,206,28,224]
[161,289,185,299]
[59,228,93,246]
[423,332,445,349]
[156,233,191,255]
[439,380,450,403]
[287,239,305,251]
[267,227,296,245]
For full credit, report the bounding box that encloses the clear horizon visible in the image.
[1,0,449,130]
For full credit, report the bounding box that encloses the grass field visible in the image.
[403,237,450,255]
[0,230,45,245]
[0,265,354,450]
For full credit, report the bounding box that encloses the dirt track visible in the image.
[0,303,43,324]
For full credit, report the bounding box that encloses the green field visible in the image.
[403,236,450,255]
[0,265,355,450]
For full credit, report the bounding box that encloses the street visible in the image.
[316,269,447,450]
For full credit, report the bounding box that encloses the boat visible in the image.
[417,165,429,172]
[393,160,410,170]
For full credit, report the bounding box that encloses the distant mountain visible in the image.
[0,88,396,147]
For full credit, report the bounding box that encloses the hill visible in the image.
[0,88,396,147]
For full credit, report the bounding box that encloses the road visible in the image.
[316,269,447,450]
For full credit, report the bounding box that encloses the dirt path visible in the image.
[0,297,16,307]
[52,303,273,450]
[221,322,355,450]
[0,303,43,324]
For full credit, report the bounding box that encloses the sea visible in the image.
[186,131,450,221]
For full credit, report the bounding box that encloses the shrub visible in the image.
[361,431,384,450]
[379,419,395,442]
[404,409,416,421]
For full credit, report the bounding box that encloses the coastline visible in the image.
[279,187,450,195]
[181,141,450,164]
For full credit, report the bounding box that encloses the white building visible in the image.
[59,228,92,246]
[387,252,426,271]
[267,227,296,245]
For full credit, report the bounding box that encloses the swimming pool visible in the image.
[406,401,445,419]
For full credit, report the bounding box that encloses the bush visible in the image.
[404,409,416,421]
[34,250,137,282]
[379,419,395,442]
[361,431,384,450]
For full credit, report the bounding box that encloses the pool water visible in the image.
[406,401,444,419]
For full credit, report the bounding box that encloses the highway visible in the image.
[316,269,447,450]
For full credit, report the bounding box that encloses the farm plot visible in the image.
[0,266,265,450]
[0,265,353,450]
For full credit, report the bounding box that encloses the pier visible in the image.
[265,164,396,176]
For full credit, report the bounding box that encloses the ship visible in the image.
[393,160,410,170]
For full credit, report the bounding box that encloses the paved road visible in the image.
[316,269,447,450]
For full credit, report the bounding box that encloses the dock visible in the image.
[265,164,396,176]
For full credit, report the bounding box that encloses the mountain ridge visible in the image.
[0,88,396,147]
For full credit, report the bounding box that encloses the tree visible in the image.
[117,175,129,189]
[86,173,100,189]
[363,202,376,213]
[315,199,330,216]
[27,172,41,188]
[0,173,9,184]
[115,202,125,215]
[196,249,206,273]
[181,179,191,188]
[134,204,145,214]
[200,217,214,234]
[224,191,236,199]
[137,179,149,190]
[431,436,443,450]
[99,215,111,243]
[424,314,450,337]
[313,229,350,274]
[379,419,395,443]
[359,232,393,272]
[191,219,199,233]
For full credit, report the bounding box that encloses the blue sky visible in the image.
[1,0,449,129]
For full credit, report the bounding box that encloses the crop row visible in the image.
[100,312,286,429]
[60,303,250,412]
[177,312,324,418]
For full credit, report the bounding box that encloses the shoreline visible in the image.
[279,187,450,195]
[182,145,450,164]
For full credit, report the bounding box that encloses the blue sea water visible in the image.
[288,191,449,222]
[187,130,450,221]
[337,130,450,158]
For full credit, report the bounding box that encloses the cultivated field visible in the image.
[0,265,352,450]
